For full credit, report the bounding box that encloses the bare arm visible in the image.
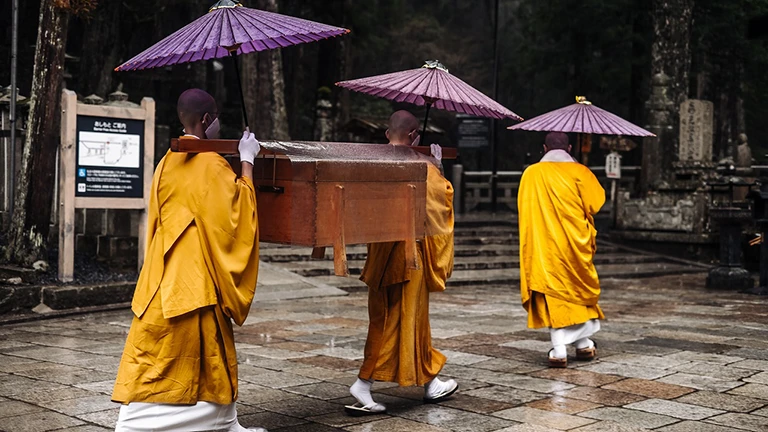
[240,161,253,180]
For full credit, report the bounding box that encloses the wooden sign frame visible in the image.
[58,89,155,282]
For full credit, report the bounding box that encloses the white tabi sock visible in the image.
[350,378,376,406]
[424,377,457,399]
[575,338,594,350]
[551,345,567,359]
[228,422,267,432]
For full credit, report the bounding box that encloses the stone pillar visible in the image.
[452,164,463,214]
[314,96,333,142]
[641,73,674,192]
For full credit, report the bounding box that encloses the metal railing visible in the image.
[453,165,642,214]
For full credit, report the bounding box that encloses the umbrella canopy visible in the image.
[115,0,349,71]
[508,97,654,137]
[337,61,522,121]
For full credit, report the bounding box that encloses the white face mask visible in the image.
[410,133,421,147]
[204,116,220,139]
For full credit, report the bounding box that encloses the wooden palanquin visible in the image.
[169,139,455,276]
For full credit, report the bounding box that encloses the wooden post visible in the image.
[611,179,618,227]
[138,97,155,271]
[332,185,349,276]
[405,184,419,270]
[58,90,77,282]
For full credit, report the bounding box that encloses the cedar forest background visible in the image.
[4,0,768,169]
[3,0,768,266]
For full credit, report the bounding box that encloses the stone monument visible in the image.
[678,100,713,164]
[615,75,722,253]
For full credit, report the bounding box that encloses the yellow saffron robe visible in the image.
[517,159,605,330]
[359,163,454,386]
[112,144,259,405]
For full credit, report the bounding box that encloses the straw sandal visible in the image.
[548,349,567,368]
[344,402,387,417]
[575,342,597,361]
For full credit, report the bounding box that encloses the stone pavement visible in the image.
[2,271,768,431]
[260,217,707,292]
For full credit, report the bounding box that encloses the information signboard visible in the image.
[58,90,155,282]
[456,114,490,148]
[76,116,144,198]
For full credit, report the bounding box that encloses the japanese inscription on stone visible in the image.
[678,100,713,162]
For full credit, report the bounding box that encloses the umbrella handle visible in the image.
[229,51,249,129]
[420,102,432,146]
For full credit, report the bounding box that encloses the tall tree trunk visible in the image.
[629,0,651,126]
[77,0,120,97]
[6,1,70,266]
[241,0,290,140]
[188,0,208,90]
[334,0,352,139]
[642,0,693,190]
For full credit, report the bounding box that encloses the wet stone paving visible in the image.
[1,272,768,431]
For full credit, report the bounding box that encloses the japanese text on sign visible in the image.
[75,115,145,198]
[606,152,621,179]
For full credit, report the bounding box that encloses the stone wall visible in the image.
[74,208,140,270]
[616,190,709,234]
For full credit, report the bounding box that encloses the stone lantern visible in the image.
[746,186,768,295]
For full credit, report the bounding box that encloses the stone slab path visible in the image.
[1,272,768,431]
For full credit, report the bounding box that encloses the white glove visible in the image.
[430,143,442,162]
[239,129,261,164]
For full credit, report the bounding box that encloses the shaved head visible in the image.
[177,88,217,134]
[544,132,570,150]
[386,110,420,145]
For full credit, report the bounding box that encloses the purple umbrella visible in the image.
[507,96,653,164]
[508,96,654,137]
[337,60,522,142]
[116,0,349,126]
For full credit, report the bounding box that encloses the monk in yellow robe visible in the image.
[112,89,266,432]
[517,132,605,368]
[346,111,458,416]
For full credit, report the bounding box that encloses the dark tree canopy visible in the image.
[3,0,768,170]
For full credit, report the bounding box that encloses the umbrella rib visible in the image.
[237,8,272,44]
[602,107,637,135]
[338,66,519,120]
[118,5,349,71]
[157,12,216,60]
[596,108,623,135]
[135,11,218,69]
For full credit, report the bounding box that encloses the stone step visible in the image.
[259,243,522,262]
[455,216,516,229]
[310,262,707,293]
[280,253,667,278]
[453,226,517,237]
[444,263,706,287]
[259,243,625,263]
[454,236,516,246]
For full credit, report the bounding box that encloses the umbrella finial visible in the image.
[209,0,241,12]
[576,96,592,105]
[422,60,449,73]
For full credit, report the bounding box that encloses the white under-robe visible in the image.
[550,319,601,349]
[115,401,261,432]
